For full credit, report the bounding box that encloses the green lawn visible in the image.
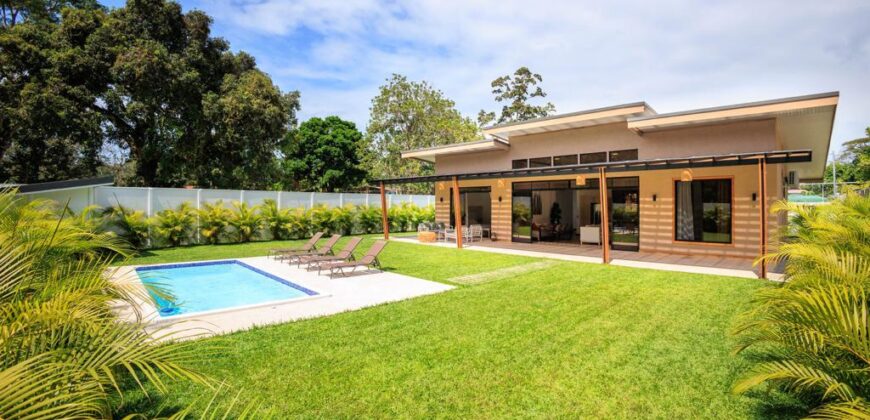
[120,237,802,418]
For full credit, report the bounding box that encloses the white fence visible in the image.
[93,187,433,216]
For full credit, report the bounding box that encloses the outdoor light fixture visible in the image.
[752,193,757,202]
[576,175,586,185]
[498,196,503,203]
[440,197,444,202]
[652,194,657,202]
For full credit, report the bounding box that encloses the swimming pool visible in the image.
[136,260,318,317]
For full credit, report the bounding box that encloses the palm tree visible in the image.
[0,190,214,418]
[229,201,262,243]
[731,190,870,418]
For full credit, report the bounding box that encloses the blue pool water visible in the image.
[136,260,317,317]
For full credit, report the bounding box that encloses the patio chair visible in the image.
[269,232,323,259]
[468,224,483,242]
[282,234,341,264]
[319,240,387,277]
[298,237,362,270]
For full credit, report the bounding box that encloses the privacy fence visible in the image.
[26,186,432,215]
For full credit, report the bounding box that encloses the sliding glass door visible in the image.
[609,183,639,251]
[511,191,532,243]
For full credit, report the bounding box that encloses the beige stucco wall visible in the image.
[434,119,777,175]
[435,163,783,258]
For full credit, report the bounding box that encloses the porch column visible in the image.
[598,168,611,264]
[757,160,767,279]
[380,182,389,240]
[452,176,463,249]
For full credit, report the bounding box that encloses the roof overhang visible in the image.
[377,149,812,185]
[627,92,838,180]
[482,102,656,139]
[401,138,510,163]
[15,175,115,194]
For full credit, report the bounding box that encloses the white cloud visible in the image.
[200,0,870,151]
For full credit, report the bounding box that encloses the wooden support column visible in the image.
[758,160,768,279]
[598,168,611,264]
[380,182,389,240]
[452,176,463,249]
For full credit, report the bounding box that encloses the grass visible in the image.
[119,236,802,418]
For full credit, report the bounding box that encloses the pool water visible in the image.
[136,260,317,317]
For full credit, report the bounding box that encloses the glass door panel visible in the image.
[610,187,639,251]
[511,192,532,243]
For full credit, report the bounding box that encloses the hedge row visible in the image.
[102,199,434,249]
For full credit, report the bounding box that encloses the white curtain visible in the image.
[676,182,694,240]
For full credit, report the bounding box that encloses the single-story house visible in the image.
[377,92,839,278]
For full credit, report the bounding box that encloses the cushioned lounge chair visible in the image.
[269,232,323,259]
[284,234,341,264]
[319,240,387,277]
[298,237,363,270]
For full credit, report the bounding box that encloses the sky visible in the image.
[103,0,870,154]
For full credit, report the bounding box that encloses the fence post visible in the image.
[276,191,282,210]
[309,192,315,209]
[146,188,153,217]
[196,189,202,244]
[388,194,392,208]
[339,193,344,207]
[365,193,370,207]
[239,190,245,204]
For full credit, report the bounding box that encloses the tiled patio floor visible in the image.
[393,237,769,279]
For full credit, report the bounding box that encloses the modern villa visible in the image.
[379,92,839,278]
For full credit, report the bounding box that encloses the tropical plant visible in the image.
[229,201,262,243]
[260,199,293,240]
[731,190,870,418]
[307,205,333,234]
[153,203,197,247]
[330,205,356,235]
[103,204,152,249]
[0,189,214,418]
[355,205,382,234]
[282,208,310,239]
[199,201,233,245]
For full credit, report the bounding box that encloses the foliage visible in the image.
[153,203,196,247]
[364,74,479,192]
[0,0,299,186]
[825,128,870,183]
[355,205,383,234]
[228,201,262,243]
[260,199,291,240]
[732,191,870,418]
[0,189,213,418]
[198,201,233,245]
[282,116,367,192]
[282,207,310,240]
[307,205,333,235]
[477,66,556,126]
[330,205,356,235]
[103,204,151,249]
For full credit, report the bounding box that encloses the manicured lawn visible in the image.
[120,239,801,417]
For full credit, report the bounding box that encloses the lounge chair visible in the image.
[284,234,341,264]
[269,232,323,259]
[298,237,363,270]
[318,240,387,277]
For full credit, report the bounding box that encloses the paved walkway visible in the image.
[394,237,766,279]
[113,256,454,339]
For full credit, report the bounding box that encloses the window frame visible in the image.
[553,154,579,167]
[672,177,734,245]
[511,159,529,169]
[528,156,553,168]
[609,149,638,162]
[578,152,608,164]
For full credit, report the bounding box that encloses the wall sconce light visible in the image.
[439,197,444,203]
[437,182,445,191]
[680,169,693,182]
[575,175,586,186]
[498,196,503,203]
[497,179,505,188]
[652,194,657,202]
[752,193,757,202]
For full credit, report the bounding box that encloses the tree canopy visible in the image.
[478,66,556,126]
[365,74,479,192]
[0,0,299,188]
[825,127,870,183]
[281,116,367,192]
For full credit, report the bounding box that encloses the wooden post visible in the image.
[758,160,767,279]
[380,182,389,240]
[452,176,463,249]
[599,168,611,264]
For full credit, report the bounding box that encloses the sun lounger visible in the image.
[319,240,387,277]
[269,232,323,259]
[284,234,341,264]
[298,237,363,270]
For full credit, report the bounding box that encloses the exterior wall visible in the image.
[435,163,784,258]
[435,119,777,175]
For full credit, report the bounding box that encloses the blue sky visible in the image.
[103,0,870,154]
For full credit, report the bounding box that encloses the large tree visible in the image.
[825,128,870,183]
[365,74,479,192]
[0,0,299,187]
[477,66,556,127]
[281,116,366,192]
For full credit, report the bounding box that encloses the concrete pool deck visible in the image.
[113,256,454,339]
